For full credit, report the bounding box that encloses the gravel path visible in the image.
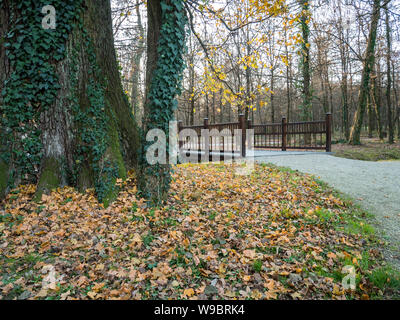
[254,152,400,268]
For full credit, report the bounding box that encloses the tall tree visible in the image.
[393,64,400,140]
[138,0,187,204]
[349,0,382,144]
[336,0,350,140]
[130,0,145,124]
[284,27,293,122]
[371,73,383,139]
[0,0,139,203]
[385,2,394,143]
[299,0,312,121]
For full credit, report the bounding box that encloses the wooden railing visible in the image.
[178,115,247,161]
[177,113,332,161]
[250,113,332,152]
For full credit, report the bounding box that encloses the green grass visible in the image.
[345,220,375,235]
[333,141,400,162]
[253,259,263,273]
[369,266,400,291]
[271,162,400,298]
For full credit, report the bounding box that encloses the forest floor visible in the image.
[255,151,400,272]
[0,163,399,300]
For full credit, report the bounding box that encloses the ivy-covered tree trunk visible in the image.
[0,0,140,203]
[0,0,10,198]
[349,0,381,145]
[137,0,186,205]
[299,0,312,122]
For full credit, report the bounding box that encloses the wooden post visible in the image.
[203,118,209,162]
[282,117,287,151]
[247,118,252,130]
[178,120,183,150]
[246,118,252,158]
[326,113,332,152]
[239,114,246,157]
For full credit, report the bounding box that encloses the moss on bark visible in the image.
[0,0,140,204]
[34,158,61,202]
[0,160,8,199]
[107,115,127,180]
[76,164,94,192]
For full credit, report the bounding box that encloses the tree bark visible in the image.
[188,36,196,126]
[138,0,186,205]
[385,4,394,143]
[143,0,162,122]
[337,1,350,140]
[0,0,140,203]
[0,0,10,199]
[393,64,400,140]
[368,91,374,138]
[284,28,292,122]
[299,0,312,122]
[371,74,383,139]
[376,60,384,137]
[270,68,275,123]
[349,0,381,144]
[130,0,145,125]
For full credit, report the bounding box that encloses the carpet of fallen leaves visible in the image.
[0,163,390,300]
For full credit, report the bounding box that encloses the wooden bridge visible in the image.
[178,113,332,162]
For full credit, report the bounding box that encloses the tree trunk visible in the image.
[205,92,209,119]
[393,64,400,140]
[284,29,292,122]
[130,0,145,125]
[337,2,350,140]
[368,92,374,138]
[371,75,383,139]
[315,38,328,115]
[0,0,10,199]
[377,61,385,136]
[138,0,186,205]
[190,96,195,125]
[385,5,394,143]
[188,41,195,125]
[341,70,350,140]
[219,88,224,123]
[270,68,275,123]
[349,0,381,144]
[212,92,216,123]
[0,0,140,203]
[299,0,312,122]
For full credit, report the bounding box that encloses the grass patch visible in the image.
[333,138,400,161]
[369,266,400,291]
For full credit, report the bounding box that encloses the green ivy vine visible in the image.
[139,0,187,203]
[0,0,83,185]
[69,31,119,203]
[0,0,119,203]
[297,0,313,122]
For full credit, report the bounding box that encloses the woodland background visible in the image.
[113,0,400,143]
